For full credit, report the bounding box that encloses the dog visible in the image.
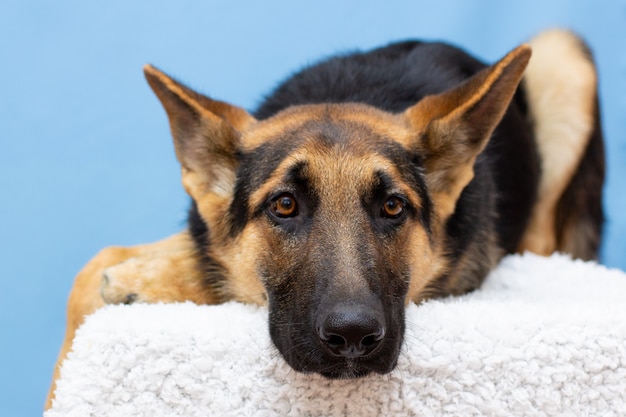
[46,29,604,408]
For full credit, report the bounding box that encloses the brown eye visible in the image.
[382,196,405,219]
[270,193,298,218]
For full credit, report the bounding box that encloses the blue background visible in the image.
[1,1,624,415]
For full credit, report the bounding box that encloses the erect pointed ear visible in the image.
[143,65,257,202]
[404,45,531,220]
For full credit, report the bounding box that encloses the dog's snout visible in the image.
[318,308,385,358]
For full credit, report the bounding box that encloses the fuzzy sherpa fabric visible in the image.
[46,253,626,417]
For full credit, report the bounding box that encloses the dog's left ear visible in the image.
[404,45,531,220]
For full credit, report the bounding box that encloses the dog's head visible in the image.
[144,45,530,378]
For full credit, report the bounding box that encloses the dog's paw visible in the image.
[100,258,149,305]
[99,248,213,305]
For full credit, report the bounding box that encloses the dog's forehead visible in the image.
[242,103,411,151]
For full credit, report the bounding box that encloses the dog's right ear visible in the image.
[402,45,531,222]
[143,65,256,203]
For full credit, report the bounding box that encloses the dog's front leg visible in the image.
[100,231,215,305]
[45,231,215,410]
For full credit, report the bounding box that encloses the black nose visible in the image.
[318,307,385,358]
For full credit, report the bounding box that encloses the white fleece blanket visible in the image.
[47,253,626,417]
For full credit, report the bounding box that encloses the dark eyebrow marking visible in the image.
[228,139,300,236]
[249,161,314,217]
[372,140,433,235]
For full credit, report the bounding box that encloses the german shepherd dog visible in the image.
[46,29,603,408]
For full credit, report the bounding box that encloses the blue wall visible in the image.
[1,1,624,415]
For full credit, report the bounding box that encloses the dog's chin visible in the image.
[319,367,372,380]
[286,354,398,380]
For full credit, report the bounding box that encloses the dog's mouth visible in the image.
[320,367,371,379]
[316,356,398,379]
[290,351,400,379]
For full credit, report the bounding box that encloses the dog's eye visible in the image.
[270,193,298,218]
[381,196,405,219]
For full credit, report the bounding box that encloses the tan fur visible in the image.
[241,103,411,151]
[100,232,212,304]
[518,29,598,255]
[210,227,269,305]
